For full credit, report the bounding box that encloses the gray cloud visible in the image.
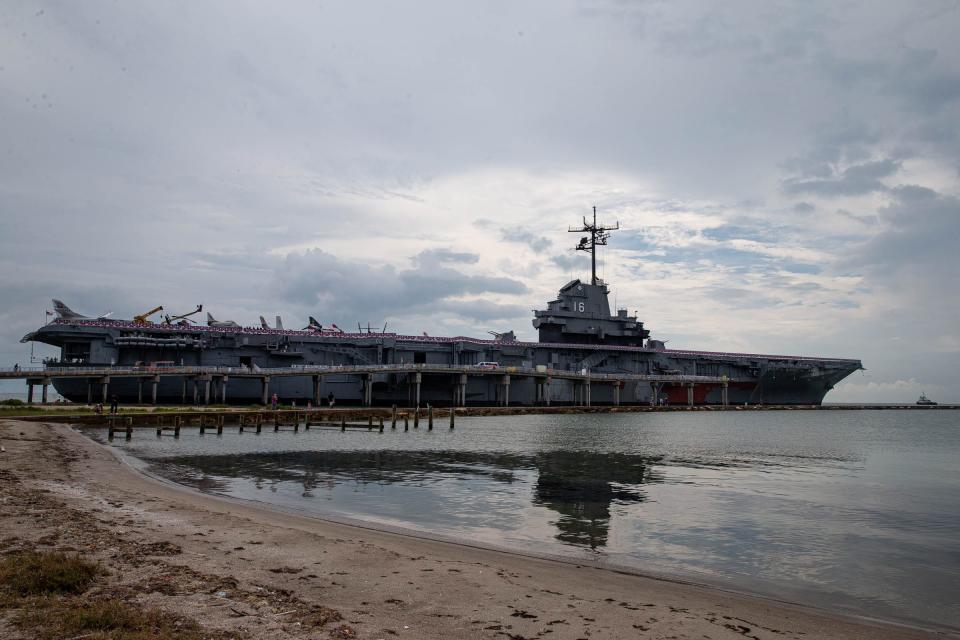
[1,1,959,402]
[500,227,552,253]
[851,185,958,282]
[550,253,588,271]
[782,158,901,197]
[274,249,527,325]
[413,248,480,265]
[434,301,529,325]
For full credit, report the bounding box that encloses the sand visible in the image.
[0,419,952,639]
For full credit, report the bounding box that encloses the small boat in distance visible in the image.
[917,392,938,406]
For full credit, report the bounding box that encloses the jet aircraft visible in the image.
[260,315,284,330]
[52,299,113,321]
[207,312,240,328]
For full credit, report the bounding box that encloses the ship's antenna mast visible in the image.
[569,206,619,286]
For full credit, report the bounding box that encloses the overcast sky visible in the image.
[1,1,959,402]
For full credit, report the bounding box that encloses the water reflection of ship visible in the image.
[532,451,660,549]
[156,449,663,551]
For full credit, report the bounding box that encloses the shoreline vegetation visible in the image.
[0,419,952,639]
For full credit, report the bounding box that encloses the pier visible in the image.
[0,363,736,408]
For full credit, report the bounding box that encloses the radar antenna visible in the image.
[568,206,619,286]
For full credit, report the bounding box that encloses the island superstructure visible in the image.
[21,210,862,405]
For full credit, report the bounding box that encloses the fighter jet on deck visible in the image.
[206,312,240,328]
[260,315,284,330]
[52,300,113,321]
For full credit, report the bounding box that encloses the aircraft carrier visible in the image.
[21,211,862,405]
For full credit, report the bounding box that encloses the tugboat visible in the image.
[917,392,938,406]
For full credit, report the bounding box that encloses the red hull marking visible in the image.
[663,383,712,405]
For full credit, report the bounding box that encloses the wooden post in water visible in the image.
[239,414,244,433]
[428,404,433,430]
[414,405,419,429]
[391,404,397,429]
[367,415,373,430]
[378,417,384,433]
[174,416,181,438]
[255,417,262,434]
[404,413,409,432]
[449,407,455,429]
[274,412,280,431]
[340,416,346,432]
[199,415,206,435]
[217,415,223,435]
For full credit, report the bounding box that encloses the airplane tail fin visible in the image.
[275,315,283,330]
[52,299,84,320]
[207,312,216,325]
[260,315,269,329]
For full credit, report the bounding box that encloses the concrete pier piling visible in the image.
[312,375,322,407]
[428,404,433,430]
[391,405,397,429]
[449,408,455,429]
[260,376,270,406]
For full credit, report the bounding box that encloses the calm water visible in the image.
[92,411,960,630]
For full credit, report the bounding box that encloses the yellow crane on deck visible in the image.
[133,306,163,325]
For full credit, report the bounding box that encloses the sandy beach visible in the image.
[0,419,951,640]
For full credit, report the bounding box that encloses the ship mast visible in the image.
[569,206,619,286]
